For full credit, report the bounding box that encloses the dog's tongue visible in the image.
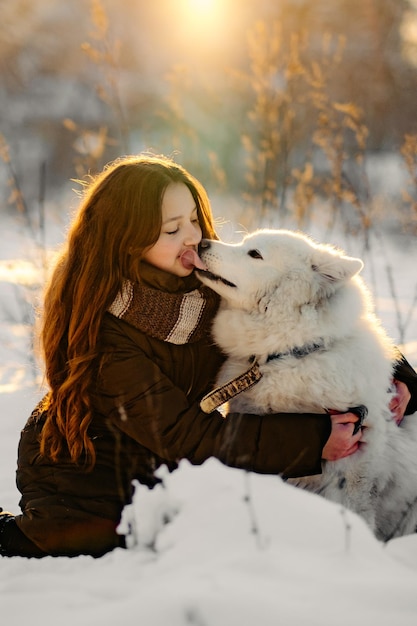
[180,249,207,271]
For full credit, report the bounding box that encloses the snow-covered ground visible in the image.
[1,202,417,626]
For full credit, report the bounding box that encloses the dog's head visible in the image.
[196,229,364,312]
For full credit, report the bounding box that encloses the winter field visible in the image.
[1,191,417,626]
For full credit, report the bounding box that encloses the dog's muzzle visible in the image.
[197,240,237,288]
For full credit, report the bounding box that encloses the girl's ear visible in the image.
[311,246,363,284]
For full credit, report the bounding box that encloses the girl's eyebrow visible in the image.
[163,215,182,225]
[162,207,197,225]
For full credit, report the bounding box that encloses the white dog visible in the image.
[196,229,417,540]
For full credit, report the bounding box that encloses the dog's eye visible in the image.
[248,249,263,260]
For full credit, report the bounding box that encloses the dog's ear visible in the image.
[311,246,363,286]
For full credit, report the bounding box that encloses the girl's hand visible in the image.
[390,380,411,426]
[322,412,364,461]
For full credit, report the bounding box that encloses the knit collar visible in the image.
[108,262,220,345]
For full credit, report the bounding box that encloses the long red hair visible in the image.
[39,155,218,467]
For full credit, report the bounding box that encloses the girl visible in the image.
[1,155,415,557]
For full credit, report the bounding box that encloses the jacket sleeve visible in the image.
[393,353,417,415]
[208,411,331,478]
[94,321,330,479]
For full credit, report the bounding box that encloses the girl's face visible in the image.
[142,182,202,277]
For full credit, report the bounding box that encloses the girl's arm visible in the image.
[94,318,331,479]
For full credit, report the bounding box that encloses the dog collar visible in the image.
[200,357,262,414]
[265,338,326,363]
[200,338,328,414]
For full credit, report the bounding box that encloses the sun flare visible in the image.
[183,0,222,25]
[187,0,217,15]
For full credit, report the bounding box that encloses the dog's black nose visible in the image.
[199,239,211,251]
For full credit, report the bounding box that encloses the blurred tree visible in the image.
[277,0,417,148]
[0,0,416,200]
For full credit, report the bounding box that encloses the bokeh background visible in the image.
[1,0,416,364]
[1,0,417,235]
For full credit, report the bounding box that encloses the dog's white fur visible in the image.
[197,229,417,540]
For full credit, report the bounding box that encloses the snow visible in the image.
[1,206,417,626]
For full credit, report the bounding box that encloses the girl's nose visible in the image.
[185,222,202,245]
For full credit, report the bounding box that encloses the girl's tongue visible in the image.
[180,249,207,271]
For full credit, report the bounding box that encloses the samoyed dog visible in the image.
[196,229,417,541]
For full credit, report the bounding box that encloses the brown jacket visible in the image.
[15,315,333,556]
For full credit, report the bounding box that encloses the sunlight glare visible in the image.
[0,260,40,286]
[178,0,228,62]
[178,0,230,52]
[183,0,222,27]
[188,0,216,15]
